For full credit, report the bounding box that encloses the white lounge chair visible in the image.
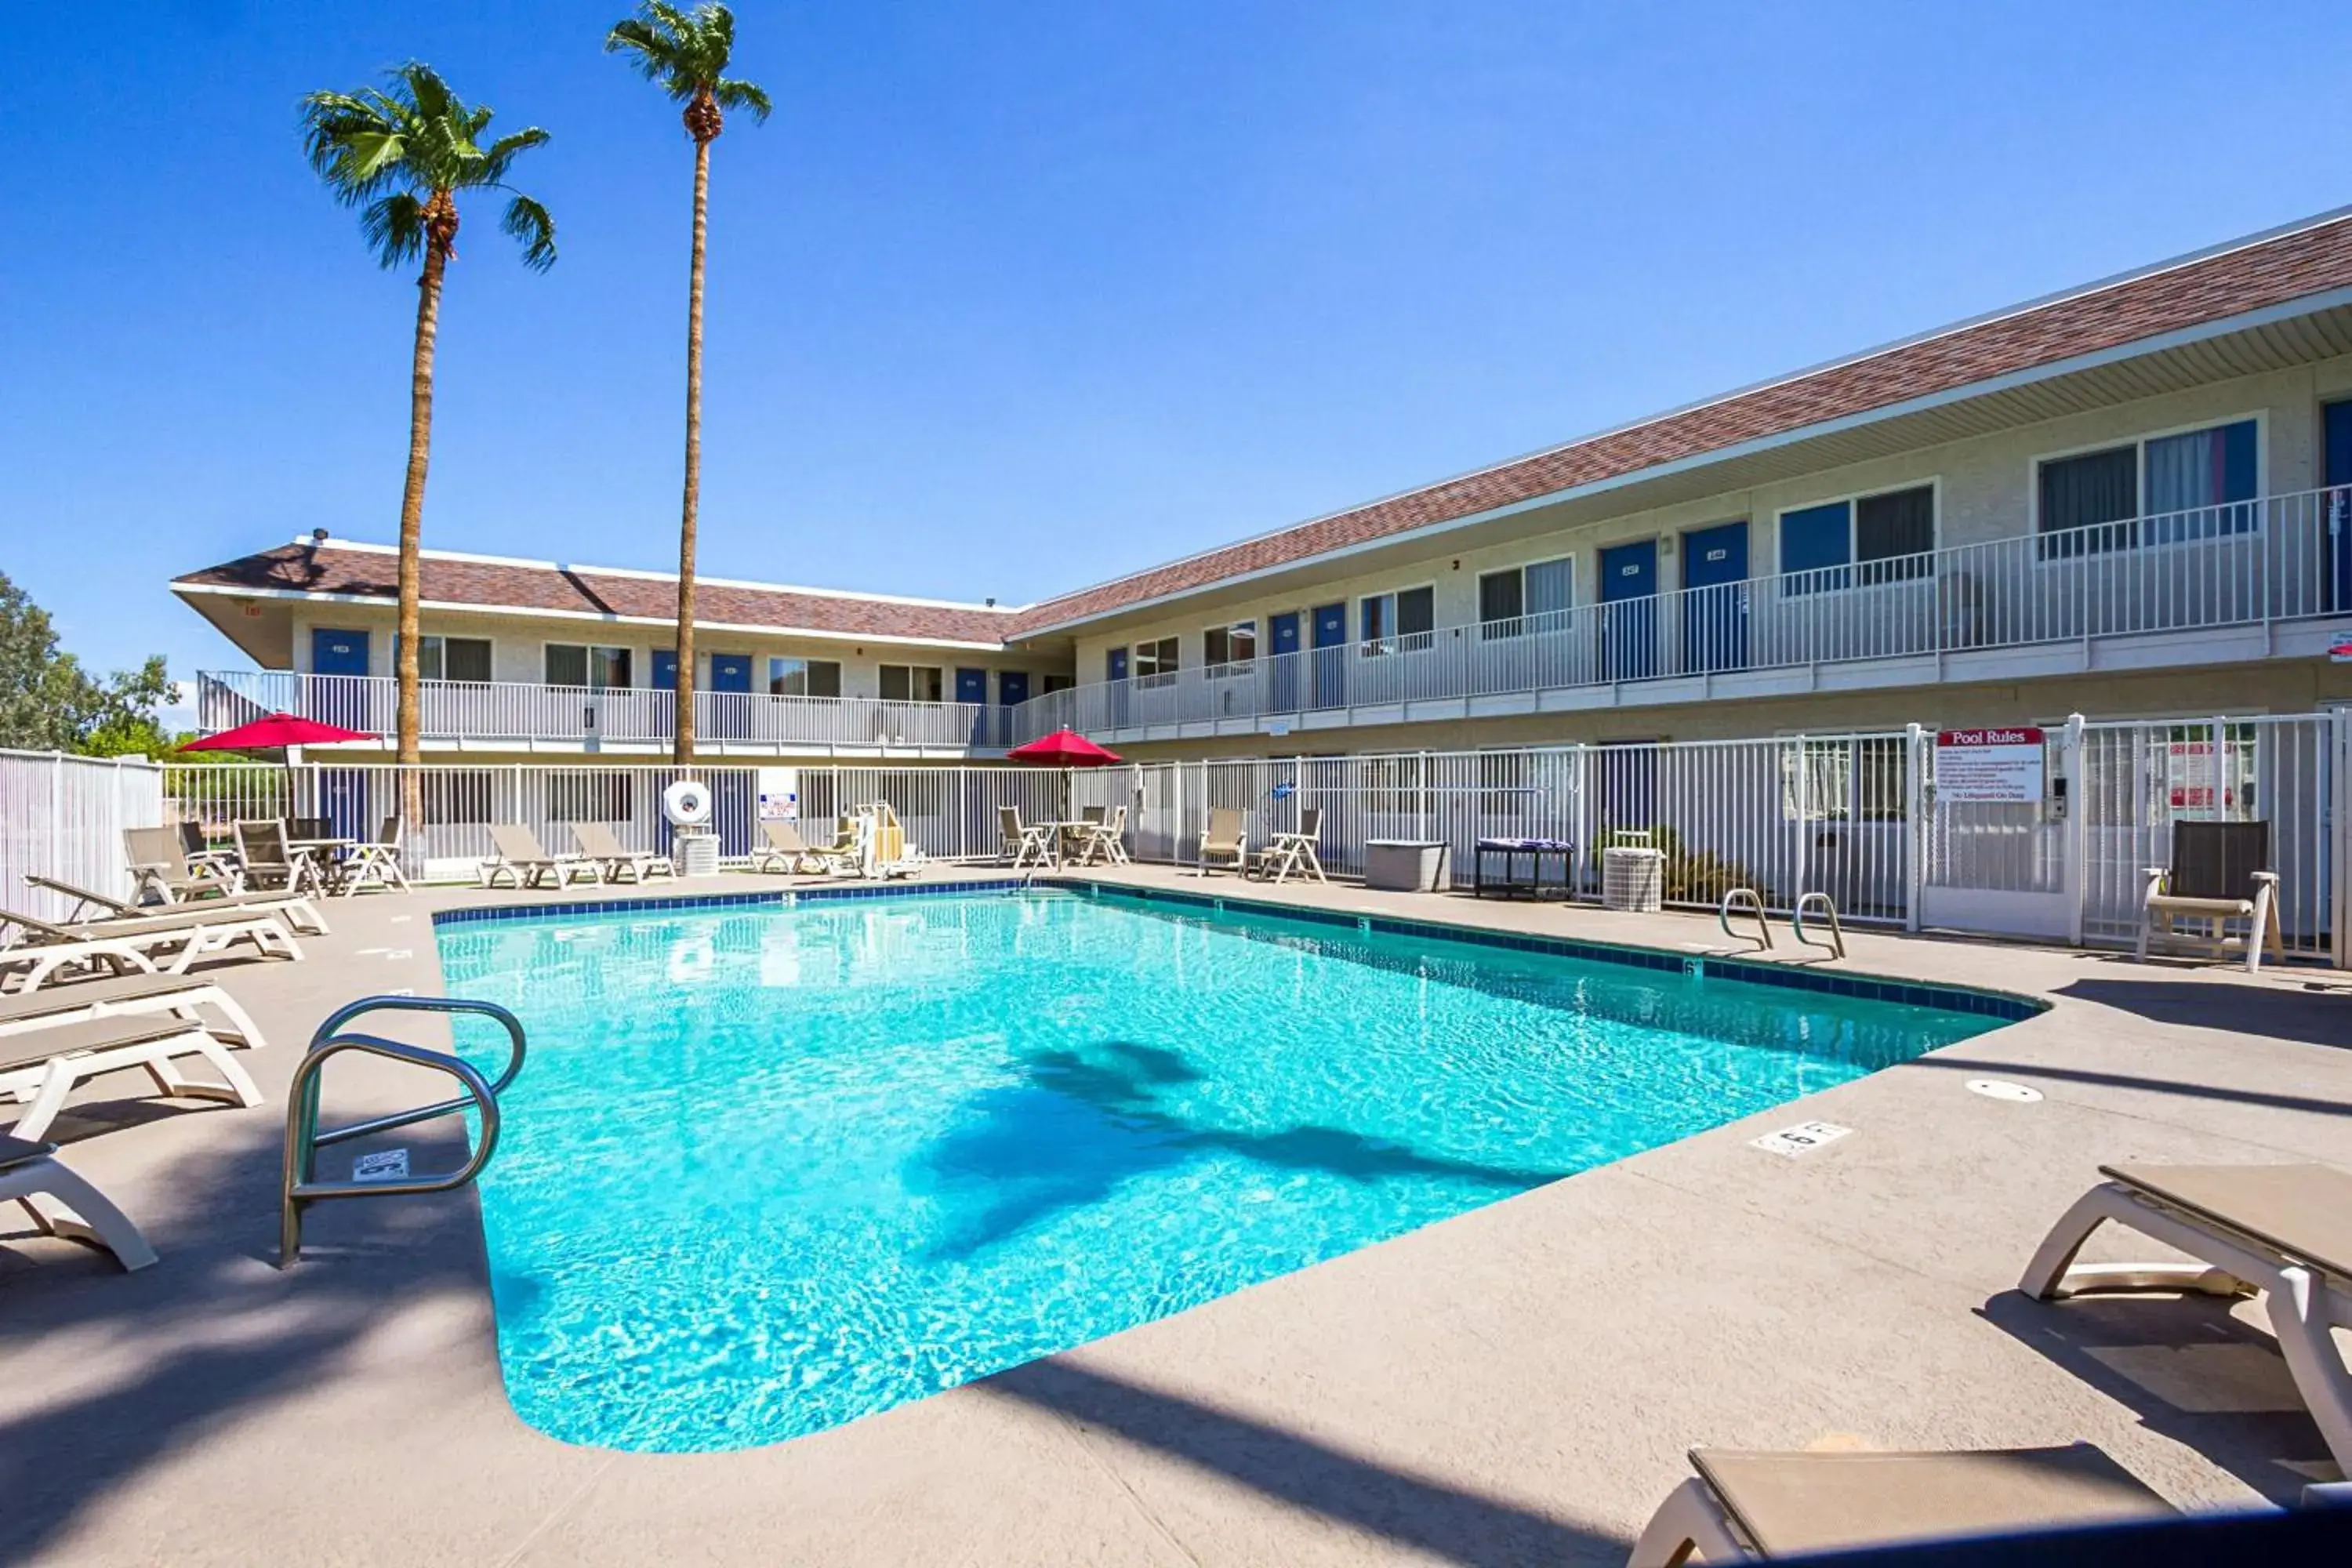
[479,824,599,889]
[572,822,675,884]
[2,905,303,989]
[1,1012,264,1142]
[2020,1161,2352,1472]
[1627,1443,2171,1566]
[0,1133,156,1271]
[752,820,822,874]
[0,970,267,1051]
[38,862,328,937]
[123,825,241,902]
[1000,807,1053,869]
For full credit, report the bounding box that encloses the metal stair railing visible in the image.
[279,996,526,1268]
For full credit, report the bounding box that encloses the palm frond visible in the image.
[358,192,427,269]
[473,126,553,188]
[606,1,764,106]
[500,194,557,272]
[711,76,771,121]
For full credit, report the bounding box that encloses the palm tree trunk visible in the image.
[396,236,447,830]
[673,132,712,767]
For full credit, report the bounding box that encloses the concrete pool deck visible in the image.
[4,865,2348,1565]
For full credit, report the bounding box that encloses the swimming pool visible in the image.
[434,885,2024,1453]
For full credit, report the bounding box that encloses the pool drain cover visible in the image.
[1965,1079,2043,1103]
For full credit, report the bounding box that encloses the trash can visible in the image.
[1364,839,1449,893]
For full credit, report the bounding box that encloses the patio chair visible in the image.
[478,824,599,889]
[1000,807,1051,869]
[572,822,675,884]
[124,825,236,906]
[235,819,319,897]
[2019,1162,2352,1472]
[1626,1443,2171,1566]
[176,820,245,891]
[0,1134,156,1271]
[1073,804,1130,867]
[336,816,411,895]
[97,839,335,935]
[808,816,871,878]
[289,815,332,843]
[1249,807,1327,884]
[752,819,822,874]
[1196,808,1247,875]
[1081,804,1107,825]
[1,1011,264,1142]
[0,969,267,1051]
[1,905,303,989]
[2138,819,2283,973]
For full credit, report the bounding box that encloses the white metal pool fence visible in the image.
[130,710,2349,965]
[0,749,165,920]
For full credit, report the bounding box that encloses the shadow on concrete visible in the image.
[982,1357,1627,1566]
[1977,1290,2331,1504]
[1902,1054,2352,1121]
[912,1040,1566,1262]
[0,1106,490,1563]
[2055,977,2352,1051]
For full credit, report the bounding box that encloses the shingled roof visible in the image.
[1006,207,2352,635]
[172,543,1020,647]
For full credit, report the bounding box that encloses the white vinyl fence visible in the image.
[0,749,166,920]
[144,709,2347,964]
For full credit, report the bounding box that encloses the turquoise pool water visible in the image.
[434,887,2011,1453]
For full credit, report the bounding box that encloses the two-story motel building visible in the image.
[180,206,2352,764]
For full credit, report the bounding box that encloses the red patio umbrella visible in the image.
[180,712,376,821]
[1006,728,1123,833]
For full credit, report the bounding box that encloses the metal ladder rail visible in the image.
[1719,887,1773,951]
[280,996,527,1269]
[1792,891,1848,960]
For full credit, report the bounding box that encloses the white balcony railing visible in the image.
[1007,485,2352,743]
[194,671,1015,751]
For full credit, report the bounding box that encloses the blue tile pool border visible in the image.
[430,876,2045,1023]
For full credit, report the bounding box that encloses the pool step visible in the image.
[278,995,527,1268]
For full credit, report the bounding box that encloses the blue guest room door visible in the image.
[1599,540,1657,681]
[1679,521,1749,673]
[994,671,1029,748]
[709,652,752,739]
[1267,612,1301,712]
[956,667,989,745]
[309,627,370,730]
[1309,601,1348,708]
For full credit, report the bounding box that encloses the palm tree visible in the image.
[606,2,770,765]
[299,64,556,811]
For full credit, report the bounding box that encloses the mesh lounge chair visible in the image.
[1626,1443,2171,1566]
[572,822,675,884]
[1,904,303,989]
[2020,1162,2352,1472]
[479,824,598,889]
[337,816,411,895]
[176,820,245,891]
[67,844,331,937]
[2139,819,2283,973]
[1,1011,264,1142]
[0,970,267,1051]
[1249,807,1326,884]
[235,819,321,898]
[0,1134,156,1271]
[1000,807,1051,869]
[752,819,821,875]
[1196,808,1247,875]
[123,825,241,905]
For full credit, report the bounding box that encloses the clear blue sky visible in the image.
[7,0,2349,691]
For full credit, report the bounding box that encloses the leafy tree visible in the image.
[0,571,174,755]
[299,64,556,804]
[607,3,770,764]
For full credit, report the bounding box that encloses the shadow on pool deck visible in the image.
[981,1357,1624,1566]
[1898,1052,2352,1121]
[913,1040,1570,1262]
[0,1111,487,1565]
[2053,975,2352,1051]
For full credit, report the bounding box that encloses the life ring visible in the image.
[662,779,713,826]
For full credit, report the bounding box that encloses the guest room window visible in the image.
[544,644,632,688]
[1203,621,1257,669]
[1777,485,1935,591]
[1360,586,1435,654]
[2037,419,2256,557]
[768,657,843,698]
[1478,557,1573,636]
[877,665,943,702]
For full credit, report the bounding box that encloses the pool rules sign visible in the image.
[1935,727,2045,804]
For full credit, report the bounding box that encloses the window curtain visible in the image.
[1478,572,1523,626]
[2145,420,2256,541]
[2039,447,2137,535]
[1526,558,1573,620]
[1855,486,1934,582]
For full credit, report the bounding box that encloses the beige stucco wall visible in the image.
[285,604,1059,704]
[1071,353,2352,682]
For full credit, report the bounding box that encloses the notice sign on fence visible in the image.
[1935,728,2045,803]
